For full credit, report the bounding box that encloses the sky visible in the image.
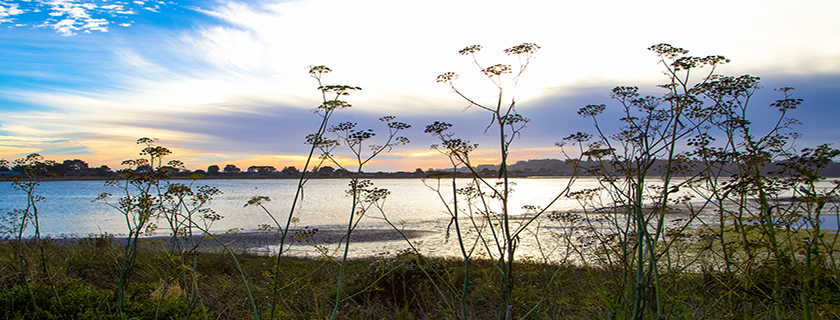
[1,0,839,172]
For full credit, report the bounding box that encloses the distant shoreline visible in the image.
[5,174,840,182]
[0,175,584,182]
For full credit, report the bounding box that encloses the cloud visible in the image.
[0,135,69,145]
[0,2,24,23]
[175,0,840,115]
[116,49,157,69]
[41,0,107,35]
[2,0,840,172]
[181,26,269,73]
[1,0,159,35]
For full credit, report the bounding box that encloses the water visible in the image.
[0,178,585,235]
[0,178,592,258]
[1,177,836,259]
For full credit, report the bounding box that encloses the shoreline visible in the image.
[9,228,439,255]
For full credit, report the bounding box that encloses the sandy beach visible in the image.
[35,227,439,258]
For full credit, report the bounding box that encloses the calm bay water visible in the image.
[0,178,586,237]
[0,178,592,258]
[2,177,836,259]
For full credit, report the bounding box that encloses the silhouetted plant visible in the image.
[243,65,367,319]
[154,179,225,319]
[95,138,171,318]
[95,138,257,319]
[314,115,411,319]
[6,154,61,317]
[565,43,736,319]
[688,77,840,319]
[236,66,414,319]
[290,67,413,320]
[432,42,582,319]
[566,43,840,319]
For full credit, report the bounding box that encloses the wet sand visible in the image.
[39,228,438,256]
[183,228,436,252]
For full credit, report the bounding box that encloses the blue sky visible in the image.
[1,0,839,171]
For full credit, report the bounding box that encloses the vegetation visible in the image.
[2,43,840,319]
[5,238,838,319]
[556,44,840,320]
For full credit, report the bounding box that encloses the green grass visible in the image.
[3,234,840,319]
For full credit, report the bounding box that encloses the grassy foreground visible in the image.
[2,234,840,319]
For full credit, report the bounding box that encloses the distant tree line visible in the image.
[0,158,427,179]
[3,157,839,179]
[0,159,113,178]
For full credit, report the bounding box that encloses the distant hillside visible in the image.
[470,158,840,177]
